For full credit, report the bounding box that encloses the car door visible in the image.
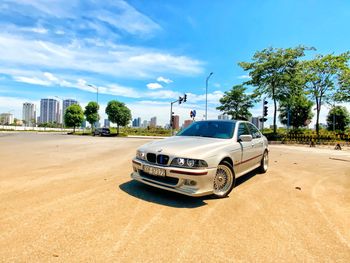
[247,123,264,166]
[236,122,256,174]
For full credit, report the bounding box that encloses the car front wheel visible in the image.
[213,161,235,198]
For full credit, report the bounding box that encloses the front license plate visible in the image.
[143,165,166,177]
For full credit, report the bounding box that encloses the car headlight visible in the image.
[136,150,146,160]
[171,158,208,168]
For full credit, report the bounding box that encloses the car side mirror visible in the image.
[239,135,253,142]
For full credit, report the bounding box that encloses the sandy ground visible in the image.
[0,133,349,262]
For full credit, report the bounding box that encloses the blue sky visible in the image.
[0,0,349,126]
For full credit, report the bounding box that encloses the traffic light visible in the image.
[171,115,175,128]
[263,100,268,117]
[183,94,187,102]
[179,96,183,104]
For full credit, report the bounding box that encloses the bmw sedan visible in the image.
[131,120,268,198]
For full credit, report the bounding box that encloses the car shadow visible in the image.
[119,180,208,208]
[235,169,261,188]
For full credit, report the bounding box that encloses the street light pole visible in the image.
[205,72,213,120]
[87,84,99,104]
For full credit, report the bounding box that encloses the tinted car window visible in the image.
[237,123,250,138]
[177,121,235,139]
[247,123,261,139]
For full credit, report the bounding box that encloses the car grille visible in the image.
[146,153,169,165]
[147,153,157,163]
[157,154,169,165]
[139,170,179,186]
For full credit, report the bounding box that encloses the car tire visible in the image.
[213,161,235,198]
[258,150,268,173]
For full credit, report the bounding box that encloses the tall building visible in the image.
[183,119,193,128]
[0,113,14,125]
[104,119,110,128]
[142,120,149,128]
[251,117,262,130]
[150,116,157,128]
[218,114,229,120]
[40,99,60,123]
[62,99,78,122]
[22,102,36,126]
[137,117,141,127]
[173,115,180,130]
[132,117,142,127]
[81,120,86,129]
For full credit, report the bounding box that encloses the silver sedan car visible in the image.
[131,120,269,198]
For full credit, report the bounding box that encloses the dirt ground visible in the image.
[0,133,349,262]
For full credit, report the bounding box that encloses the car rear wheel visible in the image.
[213,161,235,198]
[258,150,268,173]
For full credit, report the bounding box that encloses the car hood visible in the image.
[138,136,232,158]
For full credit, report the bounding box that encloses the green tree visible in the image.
[239,46,311,134]
[279,95,314,129]
[336,69,350,102]
[301,53,350,135]
[64,104,84,133]
[84,101,100,130]
[216,85,254,120]
[105,100,132,134]
[326,106,350,132]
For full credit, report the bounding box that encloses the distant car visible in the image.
[131,120,269,198]
[93,128,111,136]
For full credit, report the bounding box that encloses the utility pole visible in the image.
[170,94,187,135]
[87,84,99,105]
[205,72,213,120]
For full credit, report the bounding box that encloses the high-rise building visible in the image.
[218,114,229,120]
[137,117,141,127]
[150,116,157,128]
[0,113,14,125]
[173,115,180,130]
[251,117,262,130]
[81,120,86,129]
[104,119,110,128]
[132,117,142,127]
[22,102,36,126]
[142,120,149,128]
[40,99,60,123]
[62,99,78,122]
[183,119,193,129]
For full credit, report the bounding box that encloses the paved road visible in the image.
[0,133,349,262]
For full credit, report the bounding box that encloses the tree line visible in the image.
[217,46,350,134]
[64,100,131,133]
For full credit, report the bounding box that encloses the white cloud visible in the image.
[146,83,163,90]
[157,76,173,84]
[13,76,51,86]
[7,0,160,36]
[238,74,251,80]
[186,90,224,104]
[0,34,203,78]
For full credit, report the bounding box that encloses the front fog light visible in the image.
[177,158,185,166]
[187,159,195,167]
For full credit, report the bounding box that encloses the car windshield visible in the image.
[177,121,235,139]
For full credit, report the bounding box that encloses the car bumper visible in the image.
[131,159,217,197]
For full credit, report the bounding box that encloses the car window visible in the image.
[177,121,235,139]
[237,123,250,138]
[247,123,261,139]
